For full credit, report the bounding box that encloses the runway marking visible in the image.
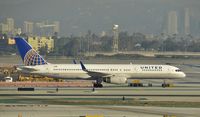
[86,106,199,117]
[0,94,200,97]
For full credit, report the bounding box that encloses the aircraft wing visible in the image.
[85,70,111,78]
[80,61,111,77]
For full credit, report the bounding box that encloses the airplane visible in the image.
[14,37,186,87]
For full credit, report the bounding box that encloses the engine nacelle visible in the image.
[103,76,127,84]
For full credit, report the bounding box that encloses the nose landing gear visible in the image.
[162,80,173,88]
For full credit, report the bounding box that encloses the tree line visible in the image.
[0,31,200,57]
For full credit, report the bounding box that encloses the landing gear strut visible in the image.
[162,83,170,88]
[162,80,173,88]
[93,78,103,88]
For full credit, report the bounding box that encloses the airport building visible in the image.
[0,18,19,36]
[23,21,34,35]
[28,36,54,52]
[0,18,60,37]
[0,23,9,33]
[112,24,119,52]
[8,38,15,45]
[185,8,190,35]
[7,18,15,34]
[35,21,60,36]
[168,11,178,35]
[53,21,60,33]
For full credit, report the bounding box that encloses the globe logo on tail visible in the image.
[24,49,47,66]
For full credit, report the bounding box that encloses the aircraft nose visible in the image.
[181,72,186,78]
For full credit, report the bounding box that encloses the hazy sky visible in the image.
[0,0,200,36]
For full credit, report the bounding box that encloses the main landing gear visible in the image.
[93,83,103,88]
[93,78,103,88]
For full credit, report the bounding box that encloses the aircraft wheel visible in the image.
[148,83,153,87]
[162,83,170,88]
[93,83,103,88]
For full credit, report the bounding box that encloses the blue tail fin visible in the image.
[14,37,48,66]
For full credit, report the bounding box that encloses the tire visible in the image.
[93,83,103,88]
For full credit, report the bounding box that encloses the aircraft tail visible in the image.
[14,37,48,66]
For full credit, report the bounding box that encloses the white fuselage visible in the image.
[18,64,186,80]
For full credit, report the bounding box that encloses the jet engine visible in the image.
[103,76,127,84]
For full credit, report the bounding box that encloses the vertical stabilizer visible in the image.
[14,37,48,66]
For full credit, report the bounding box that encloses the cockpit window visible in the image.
[175,69,181,72]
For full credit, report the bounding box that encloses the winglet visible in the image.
[80,61,87,71]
